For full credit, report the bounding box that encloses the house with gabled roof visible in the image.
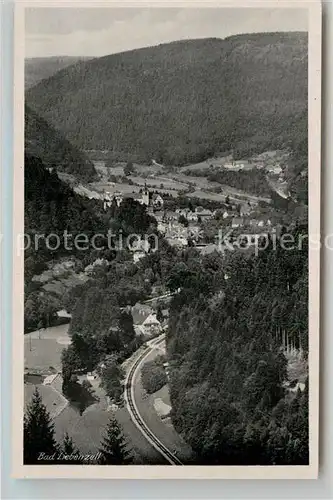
[151,193,164,209]
[131,303,162,337]
[195,207,213,220]
[231,217,244,228]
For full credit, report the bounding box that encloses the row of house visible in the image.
[165,202,252,224]
[230,217,273,229]
[174,206,214,221]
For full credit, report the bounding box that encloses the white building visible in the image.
[195,207,213,220]
[231,217,244,229]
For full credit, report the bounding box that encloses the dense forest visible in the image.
[25,105,97,182]
[166,225,308,465]
[62,237,176,371]
[26,33,307,166]
[59,238,178,405]
[285,111,308,204]
[24,154,104,275]
[62,221,309,466]
[63,262,151,374]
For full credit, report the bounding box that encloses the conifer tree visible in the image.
[59,432,83,464]
[118,310,135,345]
[24,387,58,464]
[62,432,77,455]
[156,304,164,324]
[98,416,131,465]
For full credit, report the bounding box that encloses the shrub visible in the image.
[141,357,167,394]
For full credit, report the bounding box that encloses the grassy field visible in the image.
[187,190,226,202]
[50,379,163,462]
[25,383,68,417]
[179,156,232,173]
[167,172,221,190]
[93,160,164,179]
[90,180,178,197]
[24,324,70,373]
[90,181,141,194]
[129,175,186,191]
[135,164,164,176]
[89,157,270,204]
[24,323,113,458]
[53,394,111,455]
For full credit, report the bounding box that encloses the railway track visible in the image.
[124,338,183,465]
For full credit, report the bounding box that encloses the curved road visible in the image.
[124,336,183,465]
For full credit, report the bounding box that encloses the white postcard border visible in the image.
[12,0,321,479]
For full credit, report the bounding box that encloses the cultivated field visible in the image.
[90,181,142,194]
[129,175,186,191]
[93,160,164,179]
[83,155,273,206]
[179,156,232,173]
[90,180,178,197]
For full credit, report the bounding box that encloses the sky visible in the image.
[25,7,308,58]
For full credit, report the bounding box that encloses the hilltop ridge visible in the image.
[26,33,307,167]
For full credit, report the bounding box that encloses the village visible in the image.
[102,181,279,260]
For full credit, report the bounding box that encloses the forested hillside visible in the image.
[24,154,104,330]
[60,210,164,385]
[25,56,91,89]
[25,105,97,182]
[25,153,102,251]
[24,153,159,331]
[26,33,307,166]
[166,226,308,465]
[285,111,308,204]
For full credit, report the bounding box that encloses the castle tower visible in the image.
[142,182,150,206]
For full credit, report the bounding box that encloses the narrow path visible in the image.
[142,291,176,304]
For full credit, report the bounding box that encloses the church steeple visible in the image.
[142,182,149,206]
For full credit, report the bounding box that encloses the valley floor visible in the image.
[24,324,192,464]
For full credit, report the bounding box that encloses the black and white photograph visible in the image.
[13,1,321,478]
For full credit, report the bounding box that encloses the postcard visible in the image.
[12,0,321,479]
